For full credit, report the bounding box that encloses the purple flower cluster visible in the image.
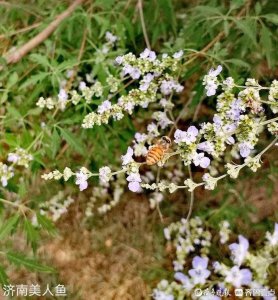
[174,126,198,144]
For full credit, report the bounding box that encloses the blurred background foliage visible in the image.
[0,0,278,298]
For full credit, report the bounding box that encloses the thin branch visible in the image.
[137,0,151,49]
[65,28,88,91]
[3,0,84,65]
[185,166,194,222]
[155,167,164,223]
[183,0,252,67]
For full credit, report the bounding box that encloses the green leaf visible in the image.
[29,54,50,68]
[7,72,19,88]
[160,0,177,33]
[59,127,85,155]
[260,24,273,68]
[0,214,19,240]
[24,219,39,251]
[7,252,55,273]
[234,19,257,46]
[225,58,250,69]
[36,213,56,235]
[19,72,48,89]
[263,14,278,25]
[0,265,8,286]
[50,128,61,158]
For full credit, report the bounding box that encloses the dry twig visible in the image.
[3,0,84,65]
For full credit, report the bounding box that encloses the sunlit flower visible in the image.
[193,152,211,168]
[225,265,252,288]
[121,147,134,165]
[75,170,89,191]
[174,272,193,291]
[266,223,278,247]
[188,256,211,285]
[229,235,249,266]
[203,65,222,96]
[174,126,198,144]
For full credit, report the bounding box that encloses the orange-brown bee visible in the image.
[146,136,172,165]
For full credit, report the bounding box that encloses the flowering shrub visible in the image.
[42,53,278,201]
[1,0,278,296]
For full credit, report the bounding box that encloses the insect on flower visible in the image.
[146,136,172,165]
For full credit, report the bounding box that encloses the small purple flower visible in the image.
[147,123,159,136]
[58,88,68,101]
[121,147,134,165]
[99,166,111,184]
[75,171,88,191]
[7,153,19,163]
[174,272,193,291]
[79,81,87,91]
[128,181,141,192]
[134,132,147,143]
[127,172,142,193]
[139,73,154,91]
[140,48,156,61]
[226,136,235,145]
[203,65,222,96]
[209,65,223,77]
[97,100,112,114]
[226,99,244,121]
[155,112,173,129]
[160,80,183,95]
[188,256,211,285]
[123,101,135,114]
[173,50,184,59]
[229,235,249,266]
[238,142,253,158]
[122,64,141,79]
[126,173,141,183]
[225,266,252,288]
[115,55,124,65]
[105,31,117,43]
[193,153,211,168]
[223,123,237,133]
[197,141,214,154]
[213,115,223,129]
[174,126,198,144]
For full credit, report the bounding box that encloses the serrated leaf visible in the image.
[0,214,19,240]
[234,19,257,46]
[263,14,278,25]
[29,54,50,68]
[50,128,61,158]
[225,58,250,69]
[20,72,48,89]
[36,213,56,235]
[260,24,273,68]
[59,127,85,155]
[7,252,55,273]
[24,219,39,251]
